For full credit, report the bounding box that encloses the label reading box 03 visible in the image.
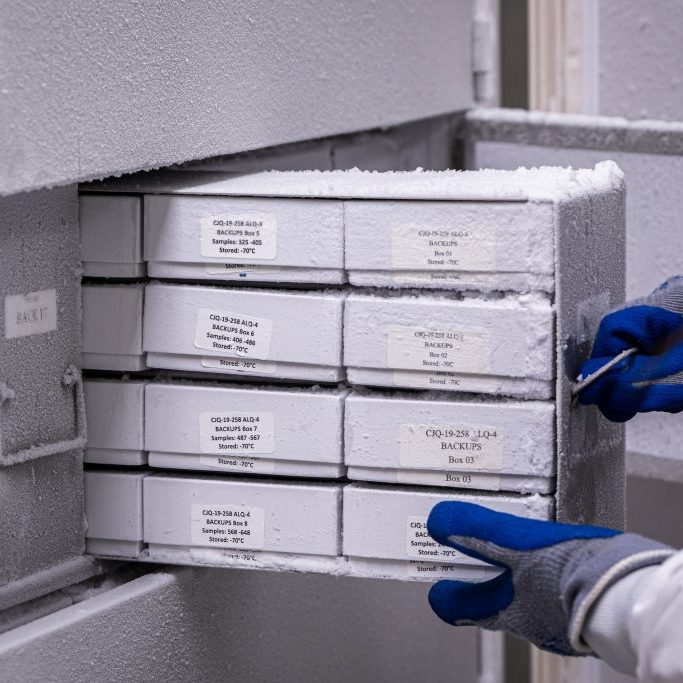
[405,517,469,563]
[4,289,57,339]
[391,225,495,271]
[200,214,277,260]
[386,325,491,374]
[198,412,276,474]
[195,309,272,358]
[399,424,504,471]
[191,504,265,549]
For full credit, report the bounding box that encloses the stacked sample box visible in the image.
[80,164,626,580]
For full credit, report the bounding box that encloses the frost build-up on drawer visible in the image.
[82,284,145,371]
[143,283,344,382]
[80,194,144,278]
[145,195,345,284]
[345,391,555,493]
[343,483,554,581]
[143,474,342,572]
[83,379,146,466]
[145,382,346,478]
[345,200,554,292]
[344,291,553,399]
[85,469,148,558]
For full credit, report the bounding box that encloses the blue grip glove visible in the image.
[578,276,683,422]
[427,502,673,656]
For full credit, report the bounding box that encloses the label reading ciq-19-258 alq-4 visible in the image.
[194,309,273,358]
[200,214,277,260]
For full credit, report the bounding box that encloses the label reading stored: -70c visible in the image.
[191,504,265,549]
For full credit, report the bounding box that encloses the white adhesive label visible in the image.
[399,424,504,471]
[386,325,491,373]
[405,517,469,563]
[396,469,501,490]
[199,455,275,474]
[194,309,272,358]
[407,561,465,579]
[4,289,57,339]
[391,271,494,285]
[205,263,282,278]
[392,225,495,271]
[201,357,277,374]
[191,504,265,549]
[199,412,275,454]
[201,213,277,260]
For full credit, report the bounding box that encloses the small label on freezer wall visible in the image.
[386,325,491,373]
[201,357,277,374]
[204,263,282,277]
[194,308,272,358]
[191,504,265,549]
[4,289,57,339]
[199,412,275,454]
[200,213,277,260]
[399,424,504,471]
[391,225,495,271]
[405,517,470,563]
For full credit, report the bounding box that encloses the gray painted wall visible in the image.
[0,0,475,196]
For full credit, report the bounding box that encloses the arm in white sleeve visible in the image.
[583,549,683,682]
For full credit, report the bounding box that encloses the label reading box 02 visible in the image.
[200,214,277,260]
[4,289,57,339]
[405,517,469,563]
[399,424,504,471]
[201,357,277,375]
[391,225,495,271]
[194,309,272,358]
[190,504,265,549]
[386,325,491,374]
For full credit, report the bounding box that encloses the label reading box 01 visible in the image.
[399,424,504,471]
[191,504,265,549]
[199,412,275,454]
[194,309,272,358]
[406,517,469,563]
[200,214,277,260]
[4,289,57,339]
[392,225,495,271]
[201,357,277,375]
[386,325,491,374]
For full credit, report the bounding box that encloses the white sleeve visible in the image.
[583,549,683,682]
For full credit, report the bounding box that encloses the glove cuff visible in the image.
[568,547,675,653]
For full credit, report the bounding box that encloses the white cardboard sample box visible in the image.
[145,382,346,478]
[84,379,146,466]
[81,283,146,371]
[144,195,345,284]
[85,469,148,557]
[345,390,555,493]
[143,474,343,573]
[343,483,554,581]
[345,199,554,292]
[143,283,345,382]
[344,290,553,399]
[79,194,144,278]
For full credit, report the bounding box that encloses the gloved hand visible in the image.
[427,502,673,656]
[578,276,683,422]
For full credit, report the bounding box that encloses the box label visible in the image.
[399,424,504,471]
[405,517,469,562]
[201,357,277,374]
[391,225,495,271]
[191,504,265,549]
[396,469,501,490]
[4,289,57,339]
[194,309,272,358]
[201,213,277,260]
[386,325,491,373]
[407,561,464,579]
[205,263,282,277]
[199,412,275,454]
[199,455,275,474]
